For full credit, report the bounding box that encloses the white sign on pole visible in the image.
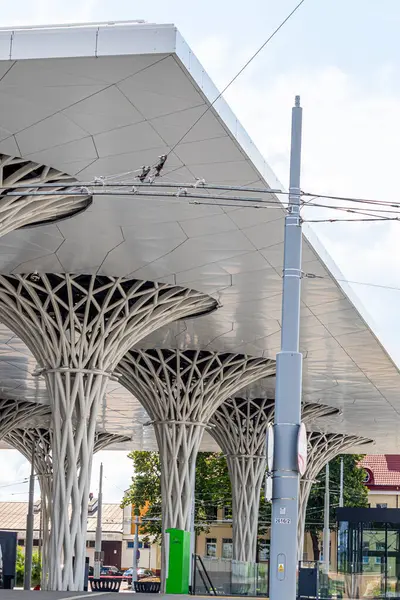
[297,422,308,476]
[267,424,274,471]
[265,474,273,503]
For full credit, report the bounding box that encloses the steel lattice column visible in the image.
[210,400,340,562]
[6,427,130,589]
[119,349,275,580]
[297,431,373,560]
[0,273,217,590]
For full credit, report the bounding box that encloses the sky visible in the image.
[0,0,400,501]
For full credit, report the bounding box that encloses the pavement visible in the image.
[0,594,236,600]
[0,594,270,600]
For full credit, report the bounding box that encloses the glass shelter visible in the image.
[337,507,400,599]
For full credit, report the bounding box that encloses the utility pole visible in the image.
[24,446,36,590]
[131,510,140,591]
[339,457,344,508]
[323,462,330,574]
[189,491,195,589]
[94,463,103,580]
[269,96,303,600]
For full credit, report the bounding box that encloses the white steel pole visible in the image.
[94,463,103,580]
[269,95,303,600]
[24,446,36,590]
[323,462,330,573]
[339,457,344,508]
[131,513,140,590]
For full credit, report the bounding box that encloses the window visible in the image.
[363,470,371,484]
[86,540,95,548]
[33,539,39,547]
[18,539,24,547]
[127,541,150,549]
[377,503,388,509]
[205,538,217,558]
[222,506,232,520]
[206,506,218,521]
[258,540,270,562]
[222,538,233,559]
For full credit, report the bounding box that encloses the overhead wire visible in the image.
[164,0,307,157]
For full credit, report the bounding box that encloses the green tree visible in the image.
[15,546,42,587]
[122,451,231,543]
[305,454,368,560]
[122,451,367,561]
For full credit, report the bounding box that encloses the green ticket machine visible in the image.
[165,528,191,594]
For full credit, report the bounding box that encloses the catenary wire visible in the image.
[165,0,307,156]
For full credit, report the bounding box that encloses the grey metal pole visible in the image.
[269,95,303,600]
[94,463,103,579]
[131,512,140,590]
[189,490,195,587]
[323,462,330,573]
[24,446,36,590]
[339,457,344,508]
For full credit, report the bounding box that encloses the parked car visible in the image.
[100,565,123,577]
[122,567,154,582]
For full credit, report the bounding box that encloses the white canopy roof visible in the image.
[0,22,396,452]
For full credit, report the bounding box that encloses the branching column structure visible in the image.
[0,398,50,438]
[6,427,130,589]
[210,400,340,562]
[119,350,275,541]
[0,273,216,590]
[0,153,92,234]
[297,431,373,560]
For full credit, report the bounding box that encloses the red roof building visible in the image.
[361,455,400,499]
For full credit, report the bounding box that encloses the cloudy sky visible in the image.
[1,0,400,502]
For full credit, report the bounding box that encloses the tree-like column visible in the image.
[297,431,373,560]
[0,152,92,234]
[0,398,50,438]
[210,399,340,562]
[119,350,275,551]
[0,273,216,590]
[6,426,130,589]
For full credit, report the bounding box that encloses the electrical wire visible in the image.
[313,275,400,294]
[304,216,400,223]
[165,0,307,156]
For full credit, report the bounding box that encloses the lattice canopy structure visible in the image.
[6,426,130,589]
[0,398,50,439]
[119,350,275,541]
[210,399,340,562]
[0,153,92,234]
[297,431,373,560]
[0,273,217,591]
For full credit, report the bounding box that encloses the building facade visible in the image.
[0,502,159,572]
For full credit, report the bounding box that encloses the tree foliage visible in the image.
[15,546,41,587]
[122,451,231,544]
[122,450,368,556]
[306,454,368,559]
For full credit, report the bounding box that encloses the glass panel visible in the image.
[386,525,400,597]
[337,519,400,598]
[193,557,264,596]
[361,525,385,597]
[222,539,233,560]
[205,538,217,558]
